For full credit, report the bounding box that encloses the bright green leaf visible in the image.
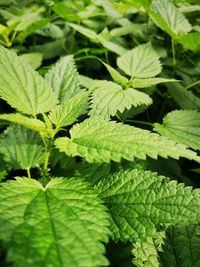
[0,177,109,267]
[0,46,57,116]
[178,32,200,52]
[89,84,152,118]
[117,43,162,78]
[130,77,178,88]
[0,113,46,133]
[45,55,81,103]
[48,92,88,127]
[101,61,128,86]
[19,52,43,70]
[150,0,192,36]
[132,234,164,267]
[55,118,200,163]
[68,23,99,42]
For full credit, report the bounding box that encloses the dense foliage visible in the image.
[0,0,200,266]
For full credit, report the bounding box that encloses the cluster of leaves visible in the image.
[0,0,200,266]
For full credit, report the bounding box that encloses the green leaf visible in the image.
[129,77,178,88]
[54,118,200,163]
[150,0,192,37]
[77,162,111,186]
[0,125,44,170]
[117,43,162,78]
[160,224,200,267]
[68,23,99,42]
[101,61,128,86]
[0,46,57,116]
[0,113,46,133]
[34,39,66,60]
[45,55,81,103]
[178,32,200,52]
[16,18,49,43]
[89,84,152,118]
[132,234,164,267]
[0,177,109,267]
[48,92,88,128]
[95,169,200,241]
[99,40,127,55]
[154,110,200,150]
[79,75,114,92]
[19,52,43,70]
[68,23,127,55]
[168,84,200,110]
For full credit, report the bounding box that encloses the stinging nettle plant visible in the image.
[0,42,200,267]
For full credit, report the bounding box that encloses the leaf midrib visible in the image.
[44,191,64,267]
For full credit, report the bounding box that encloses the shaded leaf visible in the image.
[154,110,200,150]
[95,169,200,241]
[0,125,44,170]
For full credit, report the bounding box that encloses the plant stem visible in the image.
[40,135,52,174]
[75,55,98,62]
[27,168,31,179]
[185,80,200,90]
[171,39,176,67]
[125,119,153,127]
[43,149,50,172]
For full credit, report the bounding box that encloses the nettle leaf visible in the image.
[45,55,81,103]
[0,113,46,133]
[0,46,57,116]
[19,52,43,70]
[0,177,109,267]
[68,23,126,55]
[168,84,200,110]
[130,77,178,88]
[0,125,44,170]
[89,84,152,118]
[54,118,200,163]
[68,23,99,42]
[79,76,114,92]
[160,224,200,267]
[154,110,200,150]
[132,237,162,267]
[150,0,192,37]
[117,43,162,78]
[179,32,200,52]
[48,92,88,128]
[95,169,200,242]
[101,61,128,86]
